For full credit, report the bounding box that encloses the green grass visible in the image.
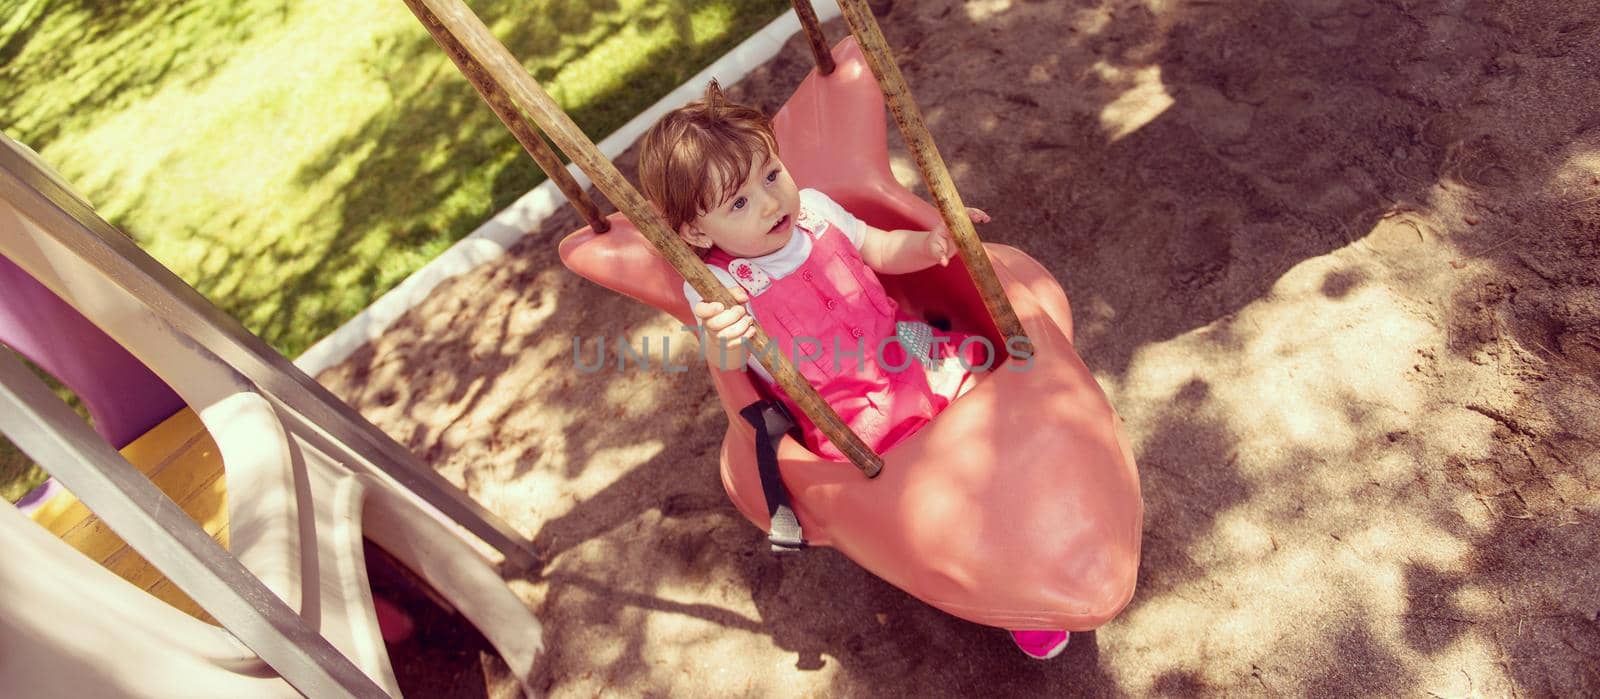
[0,0,790,500]
[0,436,46,503]
[2,0,788,357]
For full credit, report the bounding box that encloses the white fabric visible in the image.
[683,189,868,381]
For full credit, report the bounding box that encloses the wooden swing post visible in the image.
[408,0,885,478]
[834,0,1028,348]
[790,0,835,76]
[404,0,608,233]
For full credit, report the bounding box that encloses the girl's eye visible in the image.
[766,169,779,183]
[732,197,746,210]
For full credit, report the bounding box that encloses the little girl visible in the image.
[637,82,1069,661]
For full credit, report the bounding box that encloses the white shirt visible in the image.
[683,188,869,382]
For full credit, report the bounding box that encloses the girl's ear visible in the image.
[679,222,712,249]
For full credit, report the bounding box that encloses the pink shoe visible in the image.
[1010,629,1070,659]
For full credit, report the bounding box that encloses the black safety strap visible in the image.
[738,400,806,553]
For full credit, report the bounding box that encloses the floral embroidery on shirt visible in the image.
[727,258,772,296]
[796,206,827,239]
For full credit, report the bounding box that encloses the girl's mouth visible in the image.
[767,214,790,235]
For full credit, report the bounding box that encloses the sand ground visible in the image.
[317,0,1600,694]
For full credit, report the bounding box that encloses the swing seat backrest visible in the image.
[770,37,938,235]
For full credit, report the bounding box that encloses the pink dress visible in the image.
[703,202,985,461]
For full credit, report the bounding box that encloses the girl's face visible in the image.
[680,150,800,258]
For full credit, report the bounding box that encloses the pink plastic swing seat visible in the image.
[559,37,1142,630]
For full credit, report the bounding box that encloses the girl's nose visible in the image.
[759,190,780,218]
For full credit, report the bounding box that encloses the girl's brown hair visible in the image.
[638,80,778,237]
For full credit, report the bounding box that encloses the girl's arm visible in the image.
[858,208,990,274]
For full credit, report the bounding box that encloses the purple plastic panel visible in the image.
[13,478,62,515]
[0,253,184,449]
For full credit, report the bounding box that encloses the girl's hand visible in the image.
[929,207,991,267]
[692,285,755,365]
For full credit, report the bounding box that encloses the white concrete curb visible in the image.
[294,3,840,375]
